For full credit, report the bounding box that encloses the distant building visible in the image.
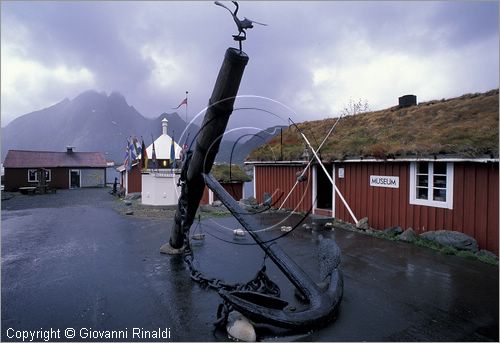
[118,118,252,206]
[246,90,499,255]
[3,147,107,191]
[118,118,182,203]
[200,164,252,205]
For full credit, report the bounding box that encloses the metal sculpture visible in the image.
[214,1,267,50]
[204,173,343,330]
[164,2,343,333]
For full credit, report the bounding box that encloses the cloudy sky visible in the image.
[2,1,498,129]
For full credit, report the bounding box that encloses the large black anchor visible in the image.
[164,1,343,332]
[203,173,343,330]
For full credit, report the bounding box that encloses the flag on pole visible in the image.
[172,97,187,109]
[132,136,141,157]
[129,137,138,161]
[151,134,157,170]
[126,138,133,172]
[141,137,148,170]
[123,138,130,171]
[170,133,177,169]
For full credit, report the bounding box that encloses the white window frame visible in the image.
[44,169,51,182]
[27,169,51,182]
[409,162,453,209]
[28,169,38,182]
[69,169,81,189]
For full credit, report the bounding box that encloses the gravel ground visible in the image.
[1,187,233,221]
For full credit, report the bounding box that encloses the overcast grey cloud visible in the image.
[1,1,498,130]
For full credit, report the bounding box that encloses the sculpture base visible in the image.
[160,243,185,255]
[232,35,246,41]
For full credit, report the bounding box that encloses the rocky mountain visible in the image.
[1,90,282,165]
[1,90,199,164]
[215,125,286,164]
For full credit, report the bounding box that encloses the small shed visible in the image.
[3,147,108,191]
[200,163,252,205]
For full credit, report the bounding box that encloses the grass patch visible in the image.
[248,89,499,161]
[368,231,499,266]
[372,231,399,241]
[456,250,477,260]
[477,254,500,266]
[412,237,442,251]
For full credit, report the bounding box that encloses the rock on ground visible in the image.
[226,311,256,342]
[124,192,141,200]
[240,196,258,206]
[420,230,478,252]
[384,226,403,236]
[356,217,369,230]
[399,228,417,242]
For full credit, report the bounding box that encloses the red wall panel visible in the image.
[254,165,312,212]
[333,161,498,255]
[254,162,498,254]
[127,164,142,193]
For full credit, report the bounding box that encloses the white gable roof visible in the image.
[142,133,182,160]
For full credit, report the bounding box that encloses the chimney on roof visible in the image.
[399,94,417,108]
[66,146,75,154]
[162,118,168,135]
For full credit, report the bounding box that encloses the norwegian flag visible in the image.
[172,98,187,109]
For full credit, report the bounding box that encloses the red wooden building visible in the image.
[3,147,107,191]
[247,90,499,254]
[199,163,250,204]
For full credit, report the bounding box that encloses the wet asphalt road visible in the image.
[1,188,498,341]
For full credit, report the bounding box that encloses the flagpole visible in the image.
[185,90,188,123]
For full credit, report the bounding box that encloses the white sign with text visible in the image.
[370,175,399,188]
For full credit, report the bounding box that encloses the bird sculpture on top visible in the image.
[214,1,267,50]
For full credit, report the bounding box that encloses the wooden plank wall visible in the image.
[254,165,312,212]
[127,165,142,193]
[335,162,499,254]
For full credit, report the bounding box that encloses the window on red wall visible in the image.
[410,162,453,209]
[28,169,37,182]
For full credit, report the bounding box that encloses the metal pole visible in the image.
[185,90,189,123]
[278,116,343,211]
[297,128,359,224]
[165,48,249,251]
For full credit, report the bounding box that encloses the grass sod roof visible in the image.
[211,163,252,183]
[248,89,499,162]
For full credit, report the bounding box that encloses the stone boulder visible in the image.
[226,311,256,342]
[240,196,258,206]
[332,218,355,231]
[124,192,141,200]
[420,230,478,252]
[383,226,403,236]
[356,217,369,231]
[211,200,223,207]
[399,228,417,242]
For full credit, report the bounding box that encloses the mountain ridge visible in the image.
[2,90,281,165]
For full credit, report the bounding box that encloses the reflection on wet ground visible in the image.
[2,189,498,341]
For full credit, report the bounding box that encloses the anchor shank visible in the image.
[168,48,249,249]
[203,172,321,300]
